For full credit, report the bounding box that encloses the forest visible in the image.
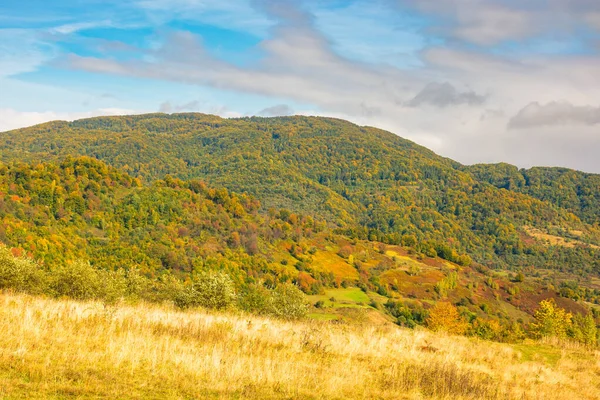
[1,113,600,340]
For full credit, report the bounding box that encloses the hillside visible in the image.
[1,156,598,336]
[2,292,599,400]
[1,113,599,275]
[466,163,600,226]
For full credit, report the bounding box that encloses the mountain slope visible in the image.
[1,113,599,274]
[6,156,593,330]
[466,163,600,226]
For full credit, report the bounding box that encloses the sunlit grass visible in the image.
[1,292,599,399]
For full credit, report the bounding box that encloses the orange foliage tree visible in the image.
[426,302,468,335]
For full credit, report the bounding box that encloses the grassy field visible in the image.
[1,293,599,399]
[524,226,600,249]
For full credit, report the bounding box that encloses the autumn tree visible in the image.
[426,302,468,335]
[530,299,572,339]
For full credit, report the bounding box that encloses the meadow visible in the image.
[1,292,598,399]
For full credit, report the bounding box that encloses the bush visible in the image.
[124,267,152,300]
[268,283,308,320]
[530,299,572,339]
[238,284,272,314]
[99,269,127,304]
[150,273,184,304]
[0,246,47,294]
[50,260,102,300]
[175,271,236,310]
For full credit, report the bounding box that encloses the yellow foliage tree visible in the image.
[426,302,468,335]
[531,299,572,339]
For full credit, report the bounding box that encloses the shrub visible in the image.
[569,313,597,347]
[530,298,572,339]
[514,272,525,282]
[0,246,47,294]
[175,271,236,310]
[238,284,272,314]
[150,273,184,303]
[407,264,421,276]
[470,319,502,341]
[124,267,152,300]
[50,260,102,300]
[268,283,308,320]
[99,269,127,304]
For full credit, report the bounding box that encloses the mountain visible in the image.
[2,114,600,334]
[2,113,599,275]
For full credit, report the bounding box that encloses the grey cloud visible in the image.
[257,104,294,117]
[396,0,600,45]
[508,101,600,129]
[159,102,172,113]
[251,0,313,26]
[159,100,201,113]
[407,82,485,107]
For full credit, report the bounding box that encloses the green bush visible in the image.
[0,246,47,294]
[268,283,308,320]
[124,267,152,300]
[175,271,236,310]
[98,269,127,304]
[238,284,272,314]
[150,273,184,304]
[50,260,102,300]
[0,244,309,321]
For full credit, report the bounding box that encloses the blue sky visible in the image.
[2,0,600,172]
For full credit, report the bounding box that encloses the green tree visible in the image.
[569,313,597,347]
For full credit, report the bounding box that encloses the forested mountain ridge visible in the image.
[1,113,599,276]
[465,163,600,226]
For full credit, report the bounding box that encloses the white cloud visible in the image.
[0,108,139,132]
[0,29,57,77]
[49,20,115,35]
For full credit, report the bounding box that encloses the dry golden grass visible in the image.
[1,293,599,399]
[524,226,600,249]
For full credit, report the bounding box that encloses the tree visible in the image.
[530,299,572,339]
[426,302,467,335]
[569,313,597,347]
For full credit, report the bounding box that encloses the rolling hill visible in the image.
[1,113,599,273]
[0,113,599,334]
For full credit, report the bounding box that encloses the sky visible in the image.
[1,0,600,172]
